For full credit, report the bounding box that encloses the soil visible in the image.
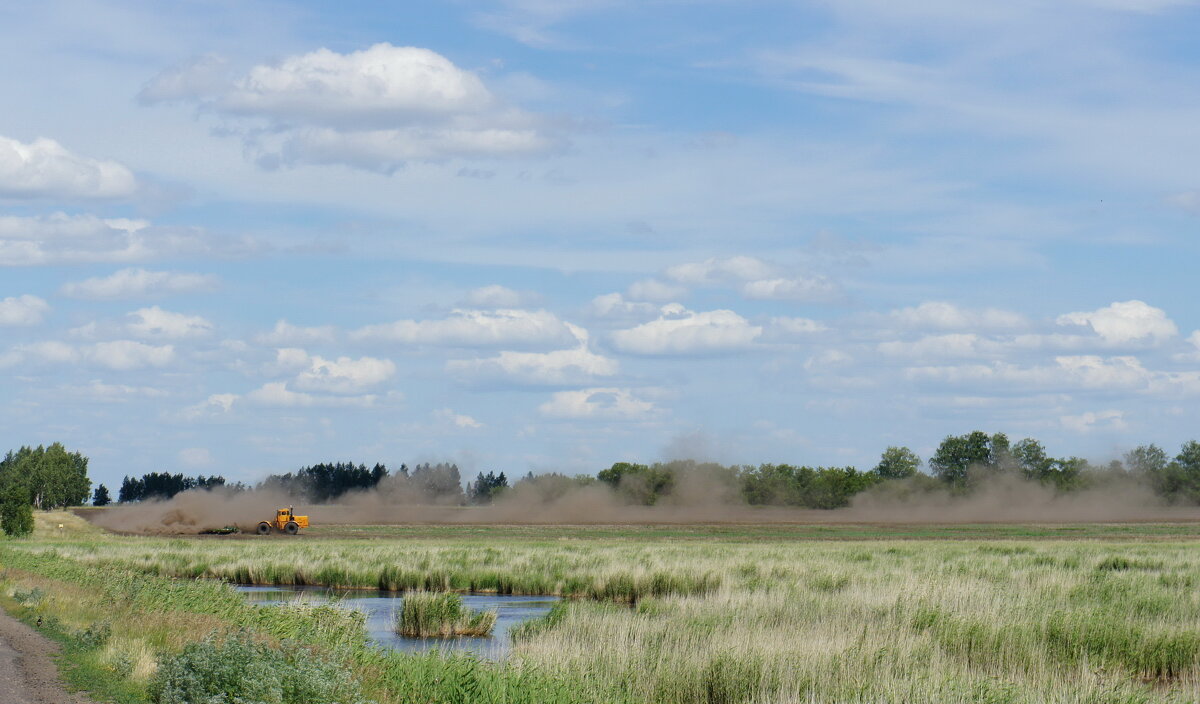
[0,610,100,704]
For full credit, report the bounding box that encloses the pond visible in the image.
[236,585,558,659]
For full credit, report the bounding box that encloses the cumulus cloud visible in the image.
[906,355,1157,392]
[292,353,396,394]
[0,213,257,266]
[610,304,762,355]
[879,333,1004,359]
[61,268,218,299]
[127,306,213,339]
[254,320,338,346]
[625,279,687,303]
[60,380,167,401]
[740,276,839,302]
[433,408,483,429]
[144,44,558,172]
[888,301,1027,331]
[446,324,618,385]
[1056,300,1177,344]
[1061,410,1127,433]
[462,284,540,308]
[352,308,577,349]
[0,134,136,199]
[0,295,50,325]
[538,387,660,421]
[4,340,175,370]
[665,256,776,285]
[244,381,377,408]
[87,340,176,370]
[586,293,660,322]
[664,255,839,303]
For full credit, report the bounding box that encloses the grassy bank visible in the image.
[4,513,1200,702]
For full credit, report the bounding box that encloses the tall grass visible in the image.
[6,519,1200,702]
[395,591,497,637]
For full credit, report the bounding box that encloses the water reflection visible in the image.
[236,585,557,659]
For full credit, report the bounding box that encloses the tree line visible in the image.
[97,433,1200,512]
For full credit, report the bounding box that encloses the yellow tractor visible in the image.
[257,506,309,535]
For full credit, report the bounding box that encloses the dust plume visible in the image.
[89,464,1200,534]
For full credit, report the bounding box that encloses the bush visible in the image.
[147,632,368,704]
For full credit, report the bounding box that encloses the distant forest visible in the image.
[106,431,1200,510]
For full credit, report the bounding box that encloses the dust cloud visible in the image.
[89,467,1200,535]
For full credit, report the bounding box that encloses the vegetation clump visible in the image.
[148,632,368,704]
[395,591,497,637]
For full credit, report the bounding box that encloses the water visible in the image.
[236,585,558,659]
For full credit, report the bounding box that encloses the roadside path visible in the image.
[0,609,100,704]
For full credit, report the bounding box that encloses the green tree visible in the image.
[1124,445,1168,475]
[873,446,920,479]
[0,484,34,538]
[929,431,1010,485]
[0,443,90,509]
[92,484,111,507]
[1012,438,1054,480]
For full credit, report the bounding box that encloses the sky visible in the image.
[2,0,1200,490]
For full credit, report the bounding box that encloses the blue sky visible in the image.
[2,0,1200,490]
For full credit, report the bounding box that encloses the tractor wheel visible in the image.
[285,521,299,535]
[256,522,271,535]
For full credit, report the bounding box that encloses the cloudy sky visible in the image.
[3,0,1200,488]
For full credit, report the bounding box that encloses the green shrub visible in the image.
[147,632,368,704]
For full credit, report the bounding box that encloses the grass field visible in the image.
[3,512,1200,703]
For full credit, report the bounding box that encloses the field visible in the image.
[3,513,1200,703]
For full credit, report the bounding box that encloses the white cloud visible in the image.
[625,279,687,303]
[1056,300,1177,344]
[663,255,839,303]
[352,308,576,348]
[61,380,167,401]
[255,320,338,346]
[462,284,539,308]
[586,293,660,322]
[879,333,1003,359]
[18,341,78,364]
[1061,409,1128,433]
[244,381,377,408]
[434,408,483,429]
[771,316,827,335]
[741,276,839,302]
[178,447,213,467]
[665,256,775,285]
[889,301,1027,331]
[611,305,762,355]
[538,387,660,421]
[0,134,136,199]
[293,354,396,394]
[61,268,218,299]
[0,213,255,266]
[87,340,175,370]
[0,295,50,325]
[906,355,1155,392]
[146,44,557,172]
[446,325,618,385]
[127,306,213,339]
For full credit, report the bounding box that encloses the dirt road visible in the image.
[0,610,99,704]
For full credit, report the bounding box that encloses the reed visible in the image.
[394,591,497,637]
